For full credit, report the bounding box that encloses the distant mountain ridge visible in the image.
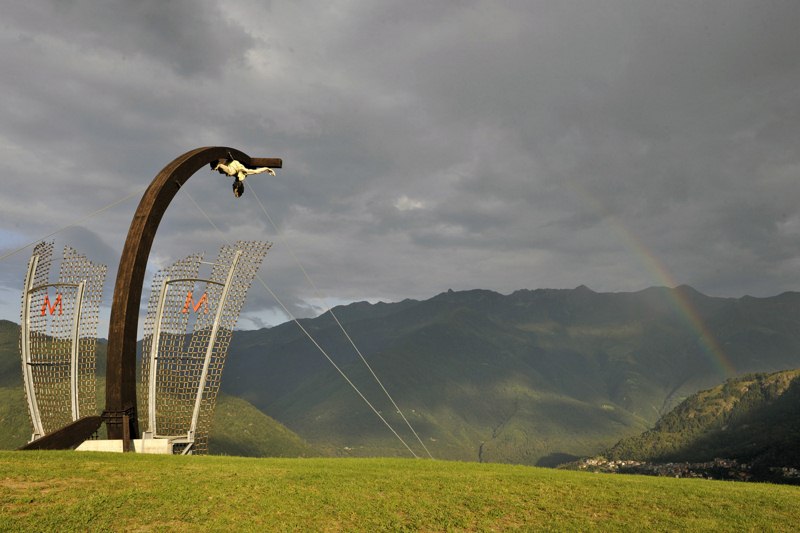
[221,286,800,464]
[3,285,800,465]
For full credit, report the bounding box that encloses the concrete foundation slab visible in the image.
[76,438,174,454]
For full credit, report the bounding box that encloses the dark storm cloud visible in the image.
[10,0,255,77]
[1,0,800,329]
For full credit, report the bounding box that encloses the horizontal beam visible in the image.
[248,157,283,168]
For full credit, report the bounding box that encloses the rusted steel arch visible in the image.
[104,147,282,441]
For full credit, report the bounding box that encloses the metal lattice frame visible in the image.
[139,254,202,445]
[19,242,106,440]
[140,240,270,454]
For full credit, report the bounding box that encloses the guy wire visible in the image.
[0,187,145,263]
[183,188,420,459]
[247,181,434,459]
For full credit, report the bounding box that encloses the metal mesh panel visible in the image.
[140,254,203,441]
[19,242,106,437]
[141,241,270,454]
[60,246,106,420]
[192,240,271,453]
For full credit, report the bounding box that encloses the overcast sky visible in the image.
[1,0,799,331]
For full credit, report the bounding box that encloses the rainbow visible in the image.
[610,218,736,377]
[569,184,736,377]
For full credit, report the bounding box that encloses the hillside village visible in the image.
[573,457,800,484]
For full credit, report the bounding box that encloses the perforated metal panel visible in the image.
[140,240,270,454]
[19,242,106,440]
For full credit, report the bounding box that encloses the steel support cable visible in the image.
[247,183,434,459]
[0,187,146,263]
[183,189,420,459]
[253,277,419,459]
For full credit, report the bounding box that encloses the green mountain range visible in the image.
[3,285,800,465]
[605,368,800,469]
[221,286,800,464]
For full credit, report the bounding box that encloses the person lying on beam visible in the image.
[210,159,276,198]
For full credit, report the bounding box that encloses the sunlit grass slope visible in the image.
[2,452,799,531]
[209,394,318,457]
[0,386,28,449]
[0,384,318,458]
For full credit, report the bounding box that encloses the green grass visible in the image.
[1,452,798,531]
[0,387,29,449]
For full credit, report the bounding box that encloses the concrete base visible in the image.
[76,438,174,454]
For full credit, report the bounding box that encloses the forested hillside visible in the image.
[605,369,800,469]
[222,286,800,464]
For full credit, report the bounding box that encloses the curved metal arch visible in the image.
[104,146,281,440]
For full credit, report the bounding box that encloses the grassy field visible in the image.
[1,452,799,531]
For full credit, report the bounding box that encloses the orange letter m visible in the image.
[41,293,63,316]
[182,291,209,314]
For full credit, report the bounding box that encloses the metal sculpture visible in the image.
[104,147,281,443]
[19,242,106,441]
[19,146,280,451]
[140,241,270,454]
